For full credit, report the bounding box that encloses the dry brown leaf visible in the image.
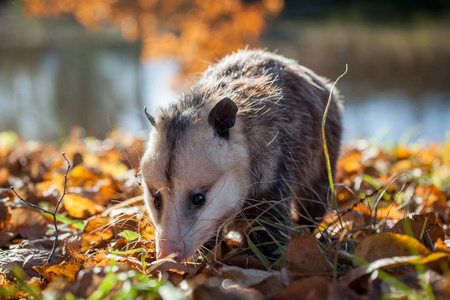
[388,213,445,249]
[34,262,82,282]
[191,273,263,300]
[415,185,446,206]
[107,254,145,272]
[286,235,333,277]
[354,232,430,264]
[84,250,110,268]
[0,201,10,231]
[220,265,280,288]
[147,258,192,276]
[61,236,86,264]
[0,206,48,246]
[81,216,114,250]
[277,276,330,300]
[147,258,196,286]
[220,266,283,299]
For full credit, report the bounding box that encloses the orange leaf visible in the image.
[63,194,102,219]
[83,250,110,268]
[0,202,10,231]
[338,151,363,174]
[81,216,114,251]
[34,262,82,282]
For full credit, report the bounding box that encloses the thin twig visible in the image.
[10,152,71,263]
[339,186,384,216]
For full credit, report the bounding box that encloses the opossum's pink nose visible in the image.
[156,240,181,260]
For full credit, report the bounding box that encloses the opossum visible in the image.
[140,49,342,261]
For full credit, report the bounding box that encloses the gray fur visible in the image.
[141,49,342,260]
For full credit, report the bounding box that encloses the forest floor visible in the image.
[0,128,449,299]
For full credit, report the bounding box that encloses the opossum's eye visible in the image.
[191,193,206,206]
[153,196,161,209]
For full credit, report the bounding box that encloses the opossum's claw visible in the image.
[144,106,156,127]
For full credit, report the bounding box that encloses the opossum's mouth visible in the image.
[156,219,226,262]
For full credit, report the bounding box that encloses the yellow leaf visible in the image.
[69,165,99,187]
[63,194,99,219]
[389,159,413,174]
[354,232,430,264]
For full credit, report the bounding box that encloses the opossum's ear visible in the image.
[144,106,157,127]
[208,98,238,140]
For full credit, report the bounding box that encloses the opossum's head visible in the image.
[141,98,249,261]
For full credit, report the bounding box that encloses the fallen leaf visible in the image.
[34,262,82,282]
[435,239,450,254]
[354,232,430,264]
[388,213,445,249]
[389,159,413,174]
[220,266,283,299]
[81,216,114,250]
[286,235,333,277]
[191,273,262,300]
[0,248,60,278]
[147,258,192,276]
[277,276,330,300]
[0,201,10,231]
[83,250,110,268]
[415,185,446,206]
[69,165,99,187]
[0,206,48,246]
[63,194,102,219]
[61,236,86,264]
[0,167,9,186]
[220,265,280,288]
[338,151,363,174]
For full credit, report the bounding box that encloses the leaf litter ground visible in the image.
[0,128,449,299]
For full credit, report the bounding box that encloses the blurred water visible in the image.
[342,90,450,144]
[0,38,449,144]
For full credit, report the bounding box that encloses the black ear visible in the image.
[208,98,238,140]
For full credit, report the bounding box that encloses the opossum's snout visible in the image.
[156,240,181,261]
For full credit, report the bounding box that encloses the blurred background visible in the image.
[0,0,449,144]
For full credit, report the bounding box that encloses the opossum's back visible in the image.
[200,49,342,221]
[199,49,340,118]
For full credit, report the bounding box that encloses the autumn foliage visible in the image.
[0,127,449,298]
[20,0,284,73]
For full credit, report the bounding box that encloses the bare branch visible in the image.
[10,152,71,263]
